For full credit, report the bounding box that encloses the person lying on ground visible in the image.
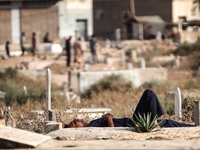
[65,89,197,128]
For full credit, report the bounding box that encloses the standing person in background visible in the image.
[65,36,72,67]
[43,32,52,43]
[5,41,10,57]
[90,34,99,64]
[31,32,36,56]
[73,37,84,69]
[21,32,26,56]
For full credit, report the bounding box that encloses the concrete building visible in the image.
[0,0,93,44]
[172,0,200,23]
[93,0,200,40]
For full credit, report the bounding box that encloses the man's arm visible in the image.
[102,113,114,127]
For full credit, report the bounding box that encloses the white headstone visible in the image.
[175,87,182,121]
[126,63,133,70]
[120,49,125,66]
[131,51,137,61]
[46,69,51,121]
[174,56,180,67]
[105,39,111,48]
[140,58,145,69]
[23,86,27,95]
[156,31,162,43]
[105,58,112,65]
[84,64,89,71]
[178,22,182,33]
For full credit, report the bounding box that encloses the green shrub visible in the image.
[182,97,194,122]
[185,80,200,89]
[84,74,133,97]
[174,42,200,56]
[0,67,17,79]
[141,80,164,92]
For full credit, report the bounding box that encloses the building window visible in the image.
[191,7,197,16]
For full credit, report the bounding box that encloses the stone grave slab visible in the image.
[0,125,51,148]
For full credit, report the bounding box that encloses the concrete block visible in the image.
[49,110,57,122]
[64,108,112,120]
[45,121,62,133]
[28,110,44,120]
[0,125,51,148]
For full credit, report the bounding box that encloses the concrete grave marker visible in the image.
[140,58,145,69]
[175,87,182,121]
[0,125,51,148]
[156,31,162,43]
[126,63,133,70]
[46,68,51,121]
[194,100,200,125]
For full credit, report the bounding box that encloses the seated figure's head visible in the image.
[65,118,87,128]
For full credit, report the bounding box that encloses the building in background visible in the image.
[0,0,93,45]
[93,0,200,40]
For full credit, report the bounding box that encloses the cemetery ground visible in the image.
[0,39,200,149]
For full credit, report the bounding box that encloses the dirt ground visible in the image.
[0,40,200,141]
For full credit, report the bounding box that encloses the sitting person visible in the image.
[65,89,196,128]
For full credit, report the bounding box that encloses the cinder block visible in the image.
[45,121,62,133]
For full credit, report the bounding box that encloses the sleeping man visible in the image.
[65,89,196,128]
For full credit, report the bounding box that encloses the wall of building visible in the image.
[58,0,93,40]
[172,0,200,23]
[93,0,172,40]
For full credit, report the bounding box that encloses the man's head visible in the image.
[65,118,87,128]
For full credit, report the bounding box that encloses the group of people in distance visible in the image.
[65,34,99,69]
[5,32,52,58]
[65,89,197,128]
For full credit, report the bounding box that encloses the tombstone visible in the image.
[115,28,121,48]
[175,87,182,121]
[115,28,121,42]
[46,69,51,121]
[105,57,112,65]
[156,31,162,43]
[105,39,111,48]
[84,63,89,71]
[23,86,27,95]
[140,58,145,69]
[174,56,180,67]
[120,49,125,66]
[126,63,133,70]
[131,51,137,62]
[178,22,182,33]
[194,100,200,125]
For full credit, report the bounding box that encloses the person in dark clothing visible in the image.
[5,41,10,57]
[20,32,26,56]
[65,36,72,67]
[32,32,36,56]
[43,32,52,43]
[90,34,99,64]
[65,89,196,128]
